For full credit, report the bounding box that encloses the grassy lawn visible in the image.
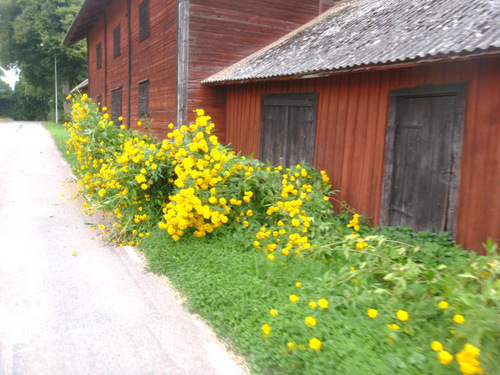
[43,121,78,169]
[142,227,499,375]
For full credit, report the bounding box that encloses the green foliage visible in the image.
[0,79,15,118]
[0,0,87,119]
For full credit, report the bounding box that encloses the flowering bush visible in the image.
[65,94,336,250]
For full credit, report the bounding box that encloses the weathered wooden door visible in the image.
[260,93,318,167]
[381,83,466,235]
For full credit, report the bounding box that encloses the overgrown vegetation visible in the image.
[63,94,499,375]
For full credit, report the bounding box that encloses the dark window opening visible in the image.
[139,0,150,41]
[113,24,121,58]
[111,88,122,125]
[96,42,102,69]
[138,80,149,118]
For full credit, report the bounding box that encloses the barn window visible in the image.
[138,80,149,118]
[139,0,150,42]
[113,24,121,58]
[111,87,122,125]
[260,93,318,168]
[96,95,102,112]
[96,42,102,69]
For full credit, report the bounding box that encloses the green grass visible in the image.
[43,121,78,169]
[142,228,497,375]
[0,117,13,122]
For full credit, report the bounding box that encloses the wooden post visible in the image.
[127,0,132,128]
[176,0,189,128]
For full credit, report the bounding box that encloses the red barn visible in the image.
[63,0,338,142]
[203,0,500,252]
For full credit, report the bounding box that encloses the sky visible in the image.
[0,66,20,89]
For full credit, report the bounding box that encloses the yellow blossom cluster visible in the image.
[156,111,236,240]
[65,95,172,245]
[252,164,332,261]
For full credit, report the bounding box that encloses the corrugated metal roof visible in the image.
[204,0,500,84]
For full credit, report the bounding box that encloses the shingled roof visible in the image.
[204,0,500,84]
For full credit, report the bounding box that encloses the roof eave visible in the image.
[63,0,111,46]
[202,48,500,86]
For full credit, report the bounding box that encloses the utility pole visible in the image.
[54,56,58,124]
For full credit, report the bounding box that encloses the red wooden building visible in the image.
[63,0,339,142]
[203,0,500,252]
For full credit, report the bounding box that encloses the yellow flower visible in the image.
[102,106,107,111]
[98,188,106,197]
[295,282,302,287]
[261,323,271,335]
[269,309,278,317]
[267,254,275,261]
[388,323,400,330]
[118,116,123,121]
[309,338,322,350]
[318,298,328,309]
[397,310,409,322]
[289,295,299,303]
[305,316,317,327]
[438,301,449,309]
[287,342,295,350]
[367,309,378,319]
[453,314,465,324]
[438,350,454,365]
[431,341,444,352]
[309,301,317,309]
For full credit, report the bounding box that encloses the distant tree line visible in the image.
[0,0,87,121]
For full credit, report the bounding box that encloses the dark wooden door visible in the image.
[260,93,318,167]
[381,83,466,235]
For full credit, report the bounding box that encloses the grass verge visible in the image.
[43,121,78,169]
[142,228,499,375]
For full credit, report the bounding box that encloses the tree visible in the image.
[0,79,15,118]
[0,0,87,119]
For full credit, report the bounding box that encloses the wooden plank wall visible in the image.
[87,0,177,138]
[88,16,105,106]
[225,57,500,253]
[106,4,129,124]
[187,0,322,143]
[129,0,177,137]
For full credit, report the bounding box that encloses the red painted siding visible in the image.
[224,57,500,253]
[187,0,324,143]
[88,15,105,105]
[88,0,177,138]
[129,0,177,137]
[106,4,129,124]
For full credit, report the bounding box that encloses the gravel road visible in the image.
[0,121,247,375]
